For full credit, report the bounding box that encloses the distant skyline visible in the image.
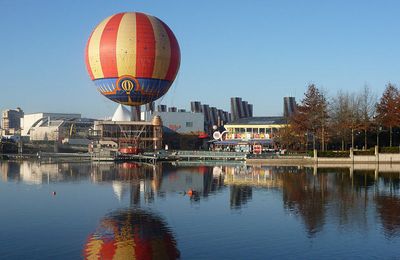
[1,0,400,118]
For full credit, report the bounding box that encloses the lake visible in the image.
[0,161,399,259]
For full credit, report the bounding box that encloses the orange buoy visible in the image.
[187,189,193,196]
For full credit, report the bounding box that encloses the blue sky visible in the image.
[1,0,400,118]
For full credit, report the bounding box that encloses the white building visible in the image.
[1,108,24,135]
[141,110,204,134]
[21,113,81,137]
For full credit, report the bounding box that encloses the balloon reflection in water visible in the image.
[84,208,180,259]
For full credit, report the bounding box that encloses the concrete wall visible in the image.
[30,126,59,141]
[315,148,400,164]
[378,153,400,163]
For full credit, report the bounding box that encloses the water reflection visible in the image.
[221,165,400,238]
[90,163,225,204]
[84,208,180,259]
[0,161,92,184]
[230,185,252,209]
[1,161,400,240]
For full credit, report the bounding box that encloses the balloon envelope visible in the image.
[85,12,181,106]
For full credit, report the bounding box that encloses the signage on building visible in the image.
[213,131,228,141]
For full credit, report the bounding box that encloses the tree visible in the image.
[329,91,361,150]
[291,84,328,151]
[330,91,351,150]
[376,83,400,147]
[275,125,298,150]
[349,94,362,149]
[358,85,376,149]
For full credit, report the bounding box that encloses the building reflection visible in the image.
[0,161,225,203]
[0,161,92,184]
[84,208,180,260]
[1,161,400,239]
[89,162,225,204]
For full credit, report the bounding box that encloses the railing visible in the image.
[176,150,246,160]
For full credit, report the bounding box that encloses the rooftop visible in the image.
[226,116,286,126]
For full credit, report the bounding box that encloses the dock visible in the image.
[89,150,247,163]
[176,151,246,161]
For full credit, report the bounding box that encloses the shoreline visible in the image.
[3,150,400,166]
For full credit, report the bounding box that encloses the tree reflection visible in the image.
[281,171,327,237]
[375,172,400,238]
[376,195,400,238]
[230,185,252,209]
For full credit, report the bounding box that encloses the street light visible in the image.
[377,126,382,148]
[373,114,381,149]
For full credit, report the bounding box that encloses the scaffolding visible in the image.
[93,116,162,151]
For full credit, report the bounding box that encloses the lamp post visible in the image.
[377,126,382,148]
[17,128,22,156]
[373,114,381,149]
[304,132,308,151]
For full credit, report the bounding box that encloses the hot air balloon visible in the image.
[83,208,180,259]
[85,12,181,107]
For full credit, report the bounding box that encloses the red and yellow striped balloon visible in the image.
[85,12,181,106]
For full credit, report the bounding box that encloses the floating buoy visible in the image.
[52,191,56,196]
[187,189,193,196]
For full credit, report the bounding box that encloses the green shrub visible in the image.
[317,150,349,157]
[353,149,375,156]
[380,147,400,153]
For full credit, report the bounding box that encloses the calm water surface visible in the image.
[0,161,399,259]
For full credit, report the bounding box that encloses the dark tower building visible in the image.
[218,109,225,125]
[247,104,253,117]
[242,101,249,118]
[210,107,218,126]
[145,101,155,112]
[283,97,296,118]
[230,97,243,121]
[157,104,167,112]
[225,111,231,123]
[190,101,202,113]
[231,97,253,120]
[202,105,211,125]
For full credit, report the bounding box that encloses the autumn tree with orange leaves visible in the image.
[290,84,328,151]
[375,83,400,147]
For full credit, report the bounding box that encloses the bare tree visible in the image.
[330,91,352,150]
[358,85,376,149]
[349,93,362,149]
[329,91,361,150]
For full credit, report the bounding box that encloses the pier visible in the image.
[89,150,247,163]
